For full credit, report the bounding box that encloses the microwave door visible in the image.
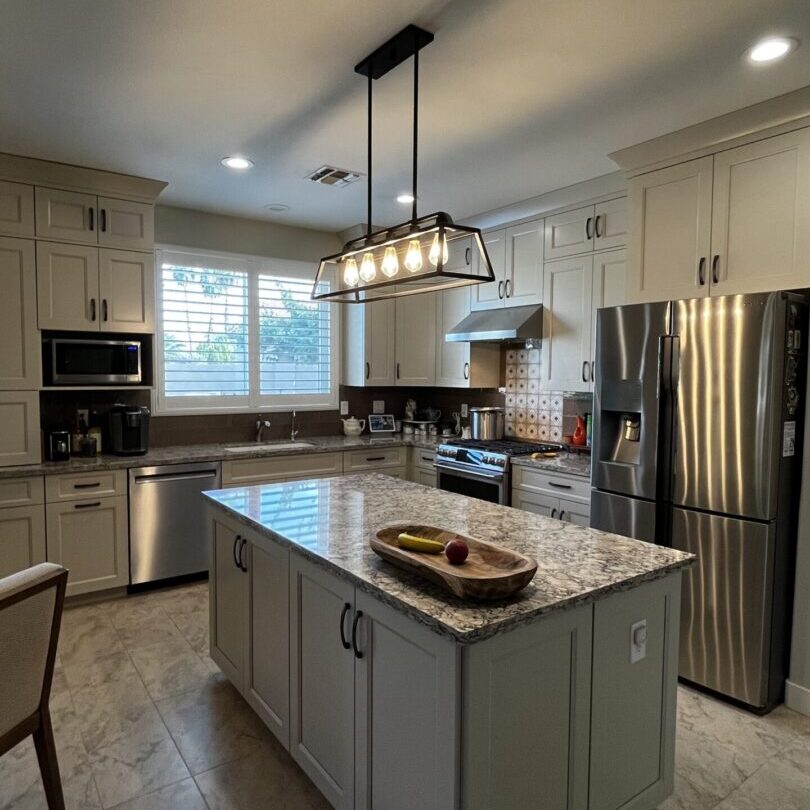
[50,339,142,385]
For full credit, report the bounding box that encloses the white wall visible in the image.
[155,205,341,262]
[787,355,810,716]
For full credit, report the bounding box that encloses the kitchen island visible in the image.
[204,474,693,810]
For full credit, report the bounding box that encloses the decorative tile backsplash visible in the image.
[504,348,565,441]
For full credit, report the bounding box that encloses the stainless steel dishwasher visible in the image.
[129,461,221,586]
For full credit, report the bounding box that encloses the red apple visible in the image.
[445,539,469,565]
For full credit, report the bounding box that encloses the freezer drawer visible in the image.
[590,490,657,543]
[129,462,221,585]
[671,507,775,708]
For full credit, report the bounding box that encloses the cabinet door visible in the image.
[542,255,594,393]
[354,590,459,810]
[290,556,356,810]
[34,187,97,244]
[435,285,471,387]
[709,129,810,296]
[511,489,559,518]
[0,391,40,466]
[544,205,594,260]
[395,291,436,386]
[36,241,99,331]
[590,248,627,380]
[210,516,248,689]
[557,497,591,527]
[593,197,628,251]
[0,181,34,237]
[471,229,506,311]
[505,218,543,307]
[248,538,290,749]
[0,504,46,577]
[98,249,155,332]
[415,468,437,488]
[46,495,128,596]
[98,197,154,251]
[627,157,713,303]
[0,237,39,389]
[364,298,396,386]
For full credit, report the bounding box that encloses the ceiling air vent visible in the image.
[305,165,363,187]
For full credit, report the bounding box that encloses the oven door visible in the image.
[434,463,508,505]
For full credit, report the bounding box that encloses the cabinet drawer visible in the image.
[512,467,590,503]
[46,469,126,502]
[0,476,44,507]
[343,445,407,471]
[411,447,436,472]
[222,452,343,485]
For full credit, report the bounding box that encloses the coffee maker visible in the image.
[108,405,150,456]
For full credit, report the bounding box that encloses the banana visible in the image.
[396,533,445,554]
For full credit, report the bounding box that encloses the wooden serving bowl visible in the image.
[372,524,537,601]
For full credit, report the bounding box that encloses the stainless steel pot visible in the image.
[469,407,505,440]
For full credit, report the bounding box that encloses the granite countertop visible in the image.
[511,451,591,479]
[0,435,441,479]
[204,474,693,644]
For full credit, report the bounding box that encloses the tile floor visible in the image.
[1,581,809,809]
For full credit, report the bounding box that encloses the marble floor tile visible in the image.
[713,755,810,809]
[58,610,125,667]
[107,778,208,810]
[195,749,330,810]
[128,638,213,701]
[62,649,139,693]
[156,675,276,774]
[171,609,209,656]
[150,584,208,618]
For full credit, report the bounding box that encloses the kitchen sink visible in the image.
[224,442,315,453]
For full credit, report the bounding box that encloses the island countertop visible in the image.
[203,473,693,643]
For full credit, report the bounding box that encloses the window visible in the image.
[155,249,338,414]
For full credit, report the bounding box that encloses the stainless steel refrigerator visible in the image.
[591,292,808,711]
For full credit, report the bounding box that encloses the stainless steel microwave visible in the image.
[44,338,142,385]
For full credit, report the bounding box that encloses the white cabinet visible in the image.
[290,555,356,810]
[544,200,627,262]
[409,447,437,487]
[0,181,34,237]
[709,129,810,296]
[512,467,591,527]
[97,197,154,251]
[395,291,436,386]
[0,237,39,389]
[342,299,396,386]
[0,391,41,466]
[35,188,98,244]
[591,248,627,375]
[36,241,99,331]
[511,489,559,518]
[209,513,249,688]
[45,494,129,595]
[558,497,591,527]
[354,589,458,810]
[542,255,595,393]
[472,221,543,310]
[628,157,714,303]
[0,504,46,578]
[98,248,155,332]
[593,197,629,252]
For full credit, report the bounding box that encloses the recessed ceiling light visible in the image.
[747,37,798,63]
[221,155,254,170]
[396,193,415,204]
[265,203,290,212]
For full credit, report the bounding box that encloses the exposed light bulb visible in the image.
[429,233,449,267]
[359,252,377,283]
[381,246,400,278]
[343,257,359,287]
[404,240,423,273]
[396,193,415,204]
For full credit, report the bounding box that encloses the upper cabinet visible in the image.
[544,199,627,261]
[471,218,543,311]
[35,187,154,252]
[395,292,437,386]
[98,249,155,332]
[0,181,35,237]
[342,300,396,387]
[627,127,810,303]
[0,237,39,389]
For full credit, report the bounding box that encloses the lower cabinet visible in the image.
[512,489,591,526]
[0,504,46,577]
[512,467,591,527]
[408,446,437,487]
[45,495,128,595]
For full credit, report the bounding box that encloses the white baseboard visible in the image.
[785,679,810,716]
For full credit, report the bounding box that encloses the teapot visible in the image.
[342,417,366,437]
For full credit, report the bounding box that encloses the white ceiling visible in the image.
[2,0,810,232]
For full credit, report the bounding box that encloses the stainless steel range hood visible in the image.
[445,305,543,343]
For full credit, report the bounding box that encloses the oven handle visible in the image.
[433,462,505,482]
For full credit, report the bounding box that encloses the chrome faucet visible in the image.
[290,409,299,442]
[255,416,271,442]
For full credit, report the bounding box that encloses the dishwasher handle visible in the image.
[133,470,219,485]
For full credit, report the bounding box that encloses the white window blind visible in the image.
[155,249,338,414]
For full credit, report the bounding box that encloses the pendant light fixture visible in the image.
[312,25,495,303]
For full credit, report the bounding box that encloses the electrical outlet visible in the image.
[340,400,349,416]
[373,400,385,414]
[461,403,469,418]
[630,619,647,664]
[76,408,89,427]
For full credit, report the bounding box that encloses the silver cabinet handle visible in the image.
[711,254,720,285]
[497,280,504,299]
[463,362,470,380]
[697,257,706,286]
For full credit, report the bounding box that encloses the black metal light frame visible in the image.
[312,25,495,303]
